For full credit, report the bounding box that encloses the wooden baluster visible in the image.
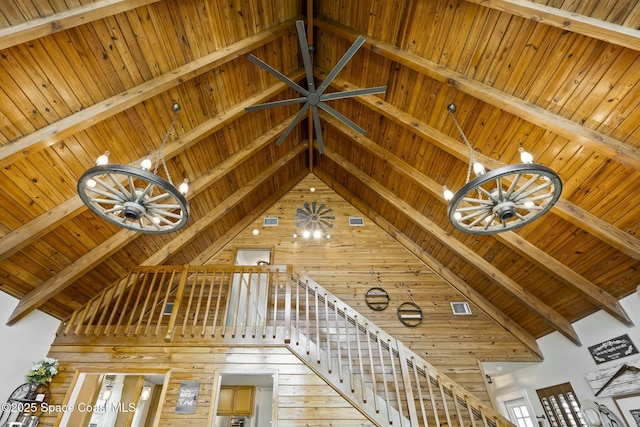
[155,269,176,338]
[164,267,189,341]
[230,270,243,338]
[73,302,91,336]
[314,286,320,363]
[271,269,278,339]
[181,269,198,337]
[95,283,119,336]
[324,293,332,373]
[334,300,344,383]
[201,270,216,337]
[114,271,140,336]
[344,309,354,392]
[105,273,130,336]
[388,339,405,422]
[295,275,300,345]
[135,269,159,336]
[411,357,429,427]
[242,269,254,338]
[125,270,151,336]
[305,279,310,354]
[438,376,453,427]
[426,371,441,427]
[192,268,207,336]
[397,341,418,425]
[376,331,393,425]
[467,395,478,427]
[365,322,379,414]
[64,306,79,336]
[354,315,366,402]
[145,269,166,337]
[451,385,465,427]
[262,269,271,338]
[212,269,226,337]
[283,266,291,344]
[84,291,105,335]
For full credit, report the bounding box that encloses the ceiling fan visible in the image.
[245,20,386,154]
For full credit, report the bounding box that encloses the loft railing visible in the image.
[58,265,512,427]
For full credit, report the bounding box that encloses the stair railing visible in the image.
[287,273,512,427]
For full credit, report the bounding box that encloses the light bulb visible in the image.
[87,179,96,188]
[151,216,161,225]
[443,186,454,202]
[141,157,152,170]
[140,385,151,401]
[524,201,535,209]
[102,385,112,401]
[252,229,259,235]
[292,232,298,238]
[473,161,485,176]
[302,230,311,239]
[326,234,331,239]
[179,178,189,195]
[454,211,462,220]
[96,151,110,166]
[313,230,322,239]
[519,147,534,164]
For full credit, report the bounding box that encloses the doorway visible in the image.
[214,373,275,427]
[226,249,272,328]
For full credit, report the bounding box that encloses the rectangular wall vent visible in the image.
[263,217,279,226]
[451,302,472,315]
[349,216,365,226]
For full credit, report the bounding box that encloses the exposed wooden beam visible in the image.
[464,0,640,52]
[321,146,581,345]
[314,169,543,360]
[6,129,305,325]
[0,17,299,169]
[0,0,160,51]
[0,73,304,261]
[321,111,632,326]
[325,76,640,261]
[314,18,640,171]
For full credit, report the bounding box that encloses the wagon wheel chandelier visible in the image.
[443,104,562,234]
[245,20,386,154]
[77,103,189,234]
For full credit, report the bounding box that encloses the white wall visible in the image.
[0,292,60,403]
[489,291,640,423]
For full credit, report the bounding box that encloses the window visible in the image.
[505,397,536,427]
[537,382,586,427]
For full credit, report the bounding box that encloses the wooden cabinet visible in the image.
[217,386,255,416]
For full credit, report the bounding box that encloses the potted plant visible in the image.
[25,357,59,395]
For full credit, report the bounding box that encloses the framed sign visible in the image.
[614,393,640,427]
[589,334,638,364]
[175,380,200,414]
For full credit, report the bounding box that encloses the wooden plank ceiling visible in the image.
[0,0,639,347]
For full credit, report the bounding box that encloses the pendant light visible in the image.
[443,104,562,234]
[77,103,189,233]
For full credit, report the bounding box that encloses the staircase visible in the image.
[59,265,512,427]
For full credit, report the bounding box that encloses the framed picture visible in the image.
[613,392,640,427]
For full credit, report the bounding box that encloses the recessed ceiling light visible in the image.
[310,187,315,192]
[252,229,259,235]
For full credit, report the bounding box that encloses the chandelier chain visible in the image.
[153,104,181,184]
[447,107,475,184]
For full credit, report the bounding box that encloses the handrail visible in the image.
[57,265,511,427]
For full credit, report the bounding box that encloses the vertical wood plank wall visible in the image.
[207,175,539,398]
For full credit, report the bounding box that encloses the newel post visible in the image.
[164,265,190,342]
